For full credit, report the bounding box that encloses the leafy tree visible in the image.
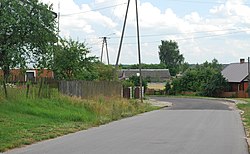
[93,62,115,81]
[128,76,148,89]
[0,0,57,98]
[201,73,228,97]
[179,62,190,73]
[53,38,97,80]
[165,81,171,95]
[120,63,166,69]
[170,59,228,97]
[158,40,184,76]
[202,58,223,72]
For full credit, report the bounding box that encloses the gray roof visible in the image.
[221,62,248,82]
[119,69,171,80]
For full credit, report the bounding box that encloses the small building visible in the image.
[0,69,54,83]
[119,69,171,82]
[221,59,249,98]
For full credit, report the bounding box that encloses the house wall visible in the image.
[244,82,248,91]
[230,83,239,92]
[229,82,248,92]
[0,69,54,82]
[223,81,249,98]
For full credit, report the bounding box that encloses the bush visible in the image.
[169,59,228,97]
[165,81,171,95]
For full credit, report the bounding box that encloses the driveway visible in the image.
[4,97,249,154]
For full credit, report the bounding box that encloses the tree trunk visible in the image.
[3,79,8,98]
[3,67,10,99]
[38,77,44,98]
[26,83,30,99]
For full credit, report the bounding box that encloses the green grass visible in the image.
[237,99,250,133]
[0,87,157,152]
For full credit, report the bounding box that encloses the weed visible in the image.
[0,86,156,152]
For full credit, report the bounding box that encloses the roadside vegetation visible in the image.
[165,59,228,97]
[0,87,157,152]
[237,99,250,137]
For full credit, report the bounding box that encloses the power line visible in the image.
[60,3,127,16]
[106,29,250,45]
[85,28,249,40]
[109,28,245,39]
[167,0,250,5]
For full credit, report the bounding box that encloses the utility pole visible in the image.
[135,0,143,103]
[114,0,143,102]
[115,0,131,71]
[100,37,110,65]
[248,57,250,97]
[57,2,60,39]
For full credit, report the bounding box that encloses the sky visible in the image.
[40,0,250,64]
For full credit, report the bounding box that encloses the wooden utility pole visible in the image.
[248,57,250,97]
[115,0,131,70]
[114,0,143,102]
[100,37,110,65]
[135,0,143,103]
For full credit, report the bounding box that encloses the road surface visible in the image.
[4,97,249,154]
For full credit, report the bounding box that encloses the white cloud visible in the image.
[39,0,250,64]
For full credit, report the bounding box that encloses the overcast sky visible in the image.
[40,0,250,64]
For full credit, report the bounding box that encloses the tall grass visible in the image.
[0,85,157,152]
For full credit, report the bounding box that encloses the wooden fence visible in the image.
[59,81,122,98]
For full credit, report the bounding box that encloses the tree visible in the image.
[159,40,184,76]
[202,73,228,97]
[120,63,166,69]
[170,59,228,97]
[93,62,115,81]
[0,0,57,98]
[53,38,97,80]
[128,76,148,89]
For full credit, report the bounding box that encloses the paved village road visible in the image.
[4,97,249,154]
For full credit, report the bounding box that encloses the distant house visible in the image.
[0,69,54,83]
[119,69,171,82]
[221,59,249,98]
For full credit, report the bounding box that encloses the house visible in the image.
[119,69,171,82]
[221,59,249,98]
[0,69,54,83]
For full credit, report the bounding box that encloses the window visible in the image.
[25,70,36,82]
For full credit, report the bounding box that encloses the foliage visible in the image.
[0,87,157,152]
[170,59,228,97]
[122,80,134,88]
[53,38,97,80]
[0,0,57,97]
[93,62,115,81]
[179,62,190,73]
[237,100,250,142]
[120,63,166,69]
[128,76,148,89]
[201,73,228,97]
[165,81,171,95]
[158,40,184,76]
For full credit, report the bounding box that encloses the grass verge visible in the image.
[237,99,250,136]
[0,87,158,152]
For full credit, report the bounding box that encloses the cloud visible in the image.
[39,0,250,64]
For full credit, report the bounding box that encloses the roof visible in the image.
[221,62,249,82]
[119,69,171,80]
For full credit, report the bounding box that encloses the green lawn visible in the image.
[0,87,157,152]
[237,99,250,134]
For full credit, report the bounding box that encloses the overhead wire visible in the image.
[108,28,246,39]
[60,3,127,16]
[105,29,250,45]
[166,0,250,5]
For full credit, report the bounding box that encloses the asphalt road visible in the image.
[151,97,232,110]
[4,97,249,154]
